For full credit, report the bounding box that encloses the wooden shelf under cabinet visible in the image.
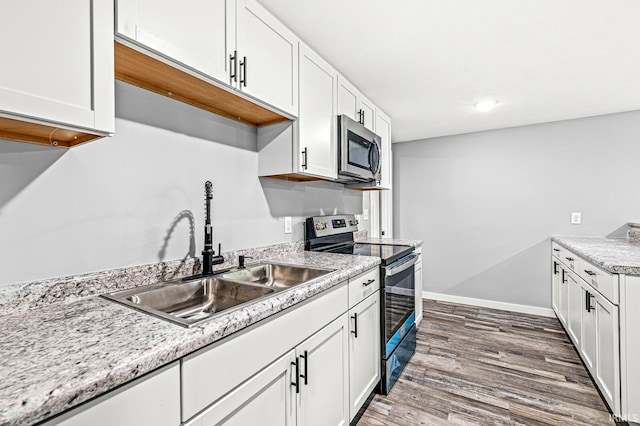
[114,42,290,128]
[0,116,102,148]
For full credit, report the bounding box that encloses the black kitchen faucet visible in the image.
[202,181,224,275]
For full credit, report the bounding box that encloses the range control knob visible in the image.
[315,222,328,230]
[349,219,359,226]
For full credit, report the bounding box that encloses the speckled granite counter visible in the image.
[552,236,640,275]
[0,251,379,426]
[354,237,423,247]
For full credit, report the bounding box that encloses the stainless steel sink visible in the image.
[103,277,276,327]
[222,263,333,288]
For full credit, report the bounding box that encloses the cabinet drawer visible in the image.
[551,241,565,261]
[348,268,380,308]
[578,258,618,305]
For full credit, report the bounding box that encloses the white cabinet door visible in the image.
[187,351,296,426]
[0,0,114,133]
[415,257,423,325]
[43,363,180,426]
[359,95,376,132]
[118,0,229,83]
[567,270,582,347]
[580,284,597,373]
[348,293,380,421]
[375,108,392,191]
[297,43,337,179]
[551,259,561,317]
[236,0,298,116]
[594,291,620,414]
[337,76,359,121]
[297,314,349,426]
[558,267,569,326]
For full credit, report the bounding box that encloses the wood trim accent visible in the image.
[0,117,102,148]
[263,173,326,182]
[114,42,290,127]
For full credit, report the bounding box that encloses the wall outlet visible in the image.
[284,216,292,234]
[363,209,369,220]
[571,212,581,224]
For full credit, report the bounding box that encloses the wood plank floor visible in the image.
[358,299,617,426]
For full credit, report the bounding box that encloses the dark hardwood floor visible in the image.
[358,299,616,426]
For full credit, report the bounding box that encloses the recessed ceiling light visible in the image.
[474,100,498,112]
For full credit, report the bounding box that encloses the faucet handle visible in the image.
[238,255,253,269]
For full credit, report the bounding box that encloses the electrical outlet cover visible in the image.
[571,212,581,224]
[284,216,292,234]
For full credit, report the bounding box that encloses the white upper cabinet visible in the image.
[234,0,299,116]
[337,76,359,121]
[0,0,114,145]
[337,76,375,131]
[116,0,298,119]
[359,95,376,132]
[297,43,337,179]
[117,0,229,83]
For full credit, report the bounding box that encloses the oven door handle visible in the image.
[386,254,417,277]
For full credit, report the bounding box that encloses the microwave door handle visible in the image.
[386,255,418,277]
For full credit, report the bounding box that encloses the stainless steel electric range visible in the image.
[305,214,417,394]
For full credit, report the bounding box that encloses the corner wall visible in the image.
[393,110,640,308]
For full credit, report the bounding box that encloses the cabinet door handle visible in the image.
[299,350,308,385]
[553,261,558,275]
[565,257,574,261]
[301,147,308,170]
[363,279,375,286]
[584,269,596,276]
[586,290,594,312]
[351,312,358,338]
[553,248,560,252]
[230,50,238,83]
[561,269,567,283]
[291,358,300,394]
[240,56,247,87]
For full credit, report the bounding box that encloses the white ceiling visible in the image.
[257,0,640,142]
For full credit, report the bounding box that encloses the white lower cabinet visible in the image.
[186,351,296,426]
[297,314,350,426]
[348,292,380,421]
[566,269,582,346]
[551,242,629,419]
[42,363,180,426]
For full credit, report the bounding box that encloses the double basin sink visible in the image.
[104,263,333,327]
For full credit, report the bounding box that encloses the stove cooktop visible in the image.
[324,243,413,266]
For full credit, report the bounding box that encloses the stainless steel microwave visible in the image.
[337,115,382,183]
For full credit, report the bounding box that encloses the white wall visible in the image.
[0,82,361,286]
[394,110,640,309]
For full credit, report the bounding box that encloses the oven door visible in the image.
[382,253,416,354]
[338,115,381,182]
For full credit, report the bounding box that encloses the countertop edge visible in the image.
[551,236,640,276]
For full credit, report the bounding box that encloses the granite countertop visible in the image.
[0,251,380,426]
[354,237,423,247]
[551,236,640,275]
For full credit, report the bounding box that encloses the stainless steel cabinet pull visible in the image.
[291,358,300,393]
[351,312,358,338]
[240,56,247,87]
[363,279,375,286]
[230,50,238,83]
[299,350,308,385]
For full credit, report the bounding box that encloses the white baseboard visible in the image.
[422,291,556,318]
